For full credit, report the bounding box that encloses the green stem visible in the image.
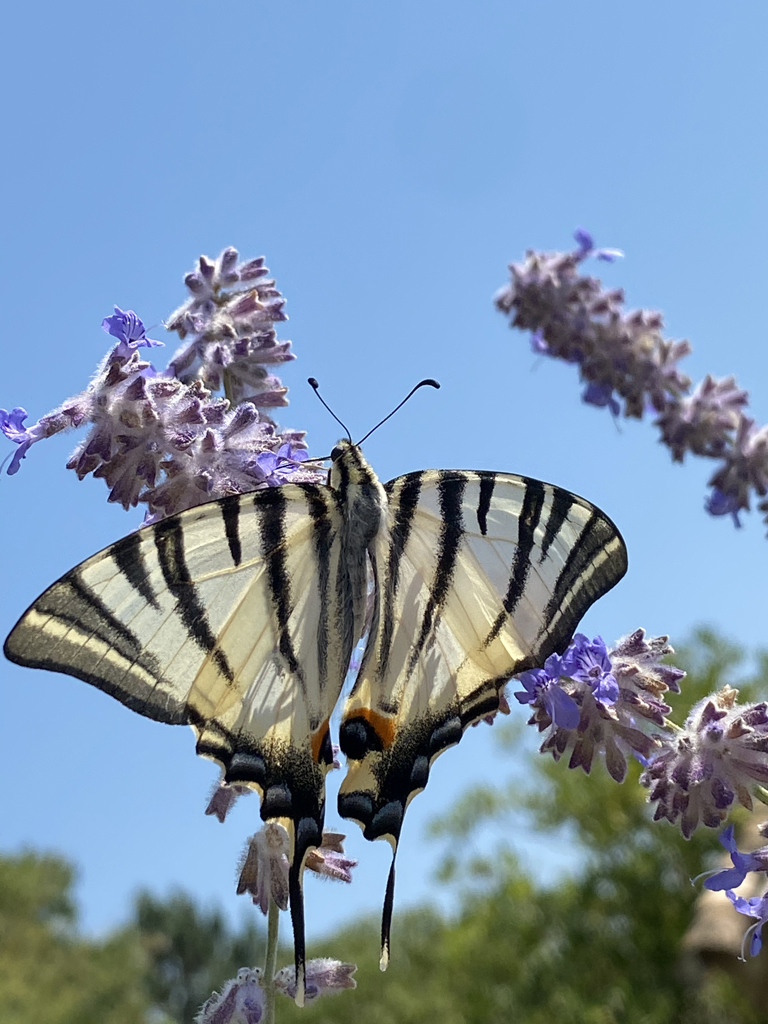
[223,367,235,407]
[262,899,280,1024]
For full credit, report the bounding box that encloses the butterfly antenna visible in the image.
[357,378,440,446]
[308,378,352,441]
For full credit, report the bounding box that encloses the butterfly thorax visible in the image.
[328,440,387,656]
[328,440,387,543]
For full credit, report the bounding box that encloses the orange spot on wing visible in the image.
[356,708,397,749]
[311,719,330,764]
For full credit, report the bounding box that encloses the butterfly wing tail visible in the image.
[288,846,308,1006]
[380,851,397,971]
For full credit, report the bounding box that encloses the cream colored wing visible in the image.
[5,483,357,1002]
[338,469,627,965]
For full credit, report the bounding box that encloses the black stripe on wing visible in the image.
[540,509,628,655]
[154,516,235,684]
[305,487,334,696]
[406,472,466,674]
[219,495,243,567]
[111,531,161,611]
[483,478,546,646]
[4,568,183,723]
[476,472,495,536]
[258,487,306,689]
[374,472,423,689]
[539,486,575,564]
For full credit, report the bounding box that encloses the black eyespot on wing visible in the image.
[339,715,385,759]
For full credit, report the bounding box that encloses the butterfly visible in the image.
[4,438,627,1004]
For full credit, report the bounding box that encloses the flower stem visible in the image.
[223,367,235,407]
[262,899,280,1024]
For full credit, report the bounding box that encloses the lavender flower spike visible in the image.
[725,887,768,959]
[495,232,691,421]
[641,687,768,837]
[521,630,682,784]
[1,249,325,513]
[496,232,768,532]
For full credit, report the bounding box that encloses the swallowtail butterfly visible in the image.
[5,438,627,1002]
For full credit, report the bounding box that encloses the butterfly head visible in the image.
[328,439,371,485]
[327,439,386,515]
[330,439,353,463]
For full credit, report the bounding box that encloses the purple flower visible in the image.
[495,233,689,423]
[274,959,357,1002]
[562,633,619,705]
[641,687,768,837]
[725,887,768,959]
[2,249,325,512]
[656,374,749,462]
[705,487,742,528]
[0,406,29,441]
[706,415,768,526]
[521,630,682,784]
[0,407,35,474]
[204,781,251,823]
[573,227,624,262]
[305,831,357,884]
[582,382,620,417]
[513,652,580,729]
[496,233,768,531]
[101,306,163,358]
[1,401,91,475]
[701,825,768,891]
[237,824,290,915]
[254,443,309,486]
[196,968,264,1024]
[573,227,595,255]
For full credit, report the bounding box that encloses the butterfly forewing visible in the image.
[4,481,359,1005]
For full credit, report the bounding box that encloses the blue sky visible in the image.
[2,0,768,948]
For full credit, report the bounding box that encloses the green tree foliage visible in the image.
[0,851,148,1024]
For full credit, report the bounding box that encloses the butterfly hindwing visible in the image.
[4,481,360,1005]
[338,469,627,964]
